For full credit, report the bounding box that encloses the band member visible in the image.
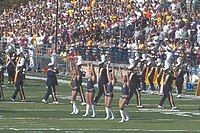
[6,52,16,84]
[11,51,26,101]
[118,67,129,122]
[104,63,115,120]
[158,65,177,109]
[140,54,147,93]
[155,58,163,95]
[83,62,96,117]
[70,66,80,115]
[0,55,4,99]
[94,55,108,104]
[76,56,86,105]
[42,62,59,104]
[126,59,143,108]
[146,57,156,94]
[174,57,187,98]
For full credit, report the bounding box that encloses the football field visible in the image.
[0,76,200,133]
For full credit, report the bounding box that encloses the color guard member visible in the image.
[70,66,80,115]
[104,63,115,120]
[118,67,130,122]
[83,62,96,117]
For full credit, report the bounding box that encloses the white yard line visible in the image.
[2,128,200,132]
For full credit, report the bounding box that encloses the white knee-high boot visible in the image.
[105,107,109,119]
[83,104,90,116]
[71,102,79,115]
[70,102,76,114]
[91,105,96,117]
[109,108,114,120]
[119,110,125,122]
[124,110,129,121]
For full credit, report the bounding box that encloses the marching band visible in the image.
[0,47,199,123]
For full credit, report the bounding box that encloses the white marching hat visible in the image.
[156,58,162,66]
[140,54,146,61]
[146,57,151,65]
[16,48,21,55]
[17,57,25,67]
[164,37,169,41]
[128,58,135,69]
[98,54,106,65]
[164,61,170,70]
[48,62,54,67]
[135,52,140,60]
[77,55,83,66]
[176,57,182,66]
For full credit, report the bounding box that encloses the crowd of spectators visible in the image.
[0,0,199,66]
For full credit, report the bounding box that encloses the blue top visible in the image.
[121,84,129,95]
[72,77,79,89]
[46,69,58,86]
[87,78,94,90]
[106,82,113,93]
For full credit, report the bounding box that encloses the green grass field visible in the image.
[0,76,200,133]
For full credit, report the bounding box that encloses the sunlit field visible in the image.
[0,75,200,133]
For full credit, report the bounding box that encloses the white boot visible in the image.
[105,107,109,119]
[124,111,129,122]
[83,104,90,117]
[119,110,125,122]
[109,108,114,120]
[74,107,79,114]
[70,102,76,114]
[91,105,96,117]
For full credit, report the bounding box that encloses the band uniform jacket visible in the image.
[46,69,58,87]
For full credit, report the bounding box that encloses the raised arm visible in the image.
[91,63,96,84]
[106,63,110,79]
[111,66,115,85]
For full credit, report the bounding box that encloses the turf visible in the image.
[0,78,200,133]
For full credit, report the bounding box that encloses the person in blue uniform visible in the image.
[158,66,177,109]
[83,62,96,117]
[94,61,108,104]
[70,66,80,115]
[174,58,187,98]
[140,55,147,93]
[156,59,163,95]
[0,56,4,100]
[118,67,130,122]
[42,62,59,104]
[147,58,156,94]
[104,63,115,120]
[11,52,26,102]
[6,52,16,84]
